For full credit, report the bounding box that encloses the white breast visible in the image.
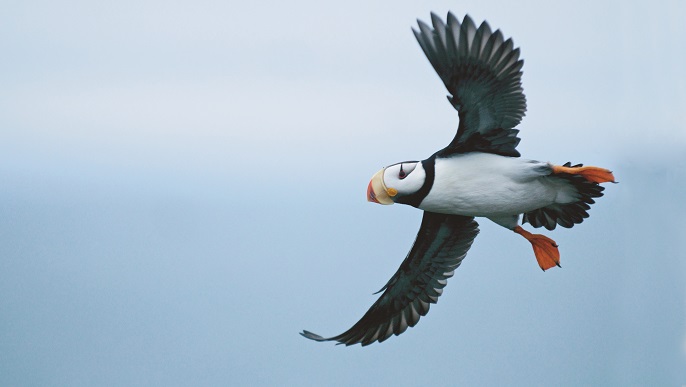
[418,153,568,217]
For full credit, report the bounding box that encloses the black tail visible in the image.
[523,162,605,230]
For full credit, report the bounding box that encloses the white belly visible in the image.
[418,153,569,217]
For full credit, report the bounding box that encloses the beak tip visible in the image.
[367,180,380,203]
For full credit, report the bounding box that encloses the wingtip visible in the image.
[416,18,431,31]
[300,330,328,342]
[463,14,475,27]
[431,12,447,25]
[446,11,458,26]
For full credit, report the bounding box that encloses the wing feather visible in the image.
[414,13,527,157]
[301,212,479,346]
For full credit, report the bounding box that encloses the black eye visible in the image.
[398,164,407,179]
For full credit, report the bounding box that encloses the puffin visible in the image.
[301,12,615,346]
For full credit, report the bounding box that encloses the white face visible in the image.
[382,161,425,200]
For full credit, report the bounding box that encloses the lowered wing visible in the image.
[301,212,479,346]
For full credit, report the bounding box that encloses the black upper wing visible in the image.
[413,13,526,157]
[301,212,479,346]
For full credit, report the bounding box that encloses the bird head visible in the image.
[367,161,425,205]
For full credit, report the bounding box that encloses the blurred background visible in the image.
[1,0,685,385]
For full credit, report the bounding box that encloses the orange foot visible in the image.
[514,226,560,271]
[552,165,616,184]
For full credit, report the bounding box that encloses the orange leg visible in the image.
[514,226,560,271]
[552,165,616,184]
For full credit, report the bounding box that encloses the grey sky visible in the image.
[1,0,685,385]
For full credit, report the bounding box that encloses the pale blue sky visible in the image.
[1,0,685,385]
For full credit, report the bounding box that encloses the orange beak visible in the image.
[367,179,380,203]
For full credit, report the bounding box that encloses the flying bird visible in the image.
[301,12,615,346]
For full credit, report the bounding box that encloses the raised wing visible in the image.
[413,13,526,157]
[301,212,479,346]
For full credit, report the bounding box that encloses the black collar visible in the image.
[396,156,435,208]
